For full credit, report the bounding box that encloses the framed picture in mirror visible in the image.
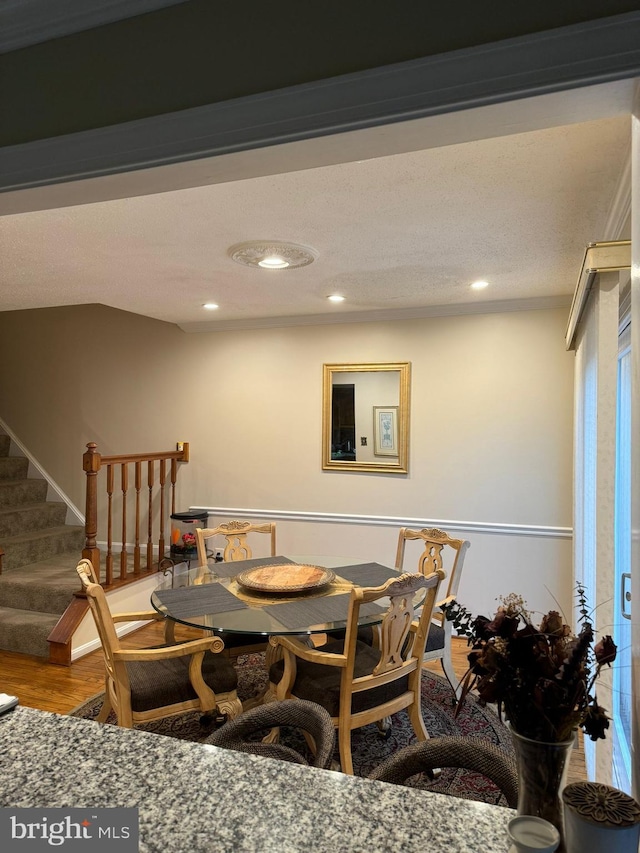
[373,406,398,456]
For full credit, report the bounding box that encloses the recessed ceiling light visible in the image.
[203,302,219,310]
[328,294,345,303]
[471,280,489,290]
[228,241,318,270]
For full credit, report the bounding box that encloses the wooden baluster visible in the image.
[82,442,102,583]
[158,459,166,561]
[133,461,142,575]
[105,464,114,586]
[147,461,154,569]
[120,463,128,579]
[170,458,177,515]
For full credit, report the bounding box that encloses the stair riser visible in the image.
[0,435,10,457]
[0,503,67,539]
[0,457,29,479]
[0,480,48,509]
[1,529,85,571]
[0,615,58,657]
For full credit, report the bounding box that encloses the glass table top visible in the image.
[150,554,402,636]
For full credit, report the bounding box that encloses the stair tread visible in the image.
[0,525,84,546]
[0,564,79,588]
[0,604,61,623]
[0,501,65,513]
[1,551,83,571]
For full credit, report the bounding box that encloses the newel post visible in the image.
[83,442,102,581]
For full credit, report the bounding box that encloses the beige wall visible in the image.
[0,303,574,616]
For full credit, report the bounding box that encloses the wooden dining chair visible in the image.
[195,520,276,565]
[396,527,470,697]
[76,559,242,728]
[269,570,445,775]
[194,520,277,660]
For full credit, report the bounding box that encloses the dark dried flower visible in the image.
[539,610,570,636]
[582,700,611,741]
[594,635,617,666]
[472,615,492,640]
[443,584,617,743]
[486,608,519,639]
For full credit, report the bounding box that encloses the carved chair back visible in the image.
[196,520,276,565]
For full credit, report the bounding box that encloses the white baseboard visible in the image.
[71,619,149,661]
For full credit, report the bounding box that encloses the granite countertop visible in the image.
[0,707,513,853]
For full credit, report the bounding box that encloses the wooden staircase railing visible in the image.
[82,441,190,585]
[47,441,190,666]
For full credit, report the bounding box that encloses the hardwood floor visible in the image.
[0,631,586,782]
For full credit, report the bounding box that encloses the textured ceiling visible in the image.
[0,112,630,332]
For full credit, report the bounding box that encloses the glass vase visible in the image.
[510,728,576,853]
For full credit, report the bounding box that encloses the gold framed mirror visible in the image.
[322,362,410,473]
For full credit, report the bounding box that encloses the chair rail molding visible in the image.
[191,507,572,540]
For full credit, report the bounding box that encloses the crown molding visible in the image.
[1,13,639,194]
[178,295,572,333]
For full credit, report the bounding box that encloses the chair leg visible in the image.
[96,673,114,722]
[408,699,429,742]
[117,705,133,728]
[96,693,112,723]
[338,725,354,775]
[216,693,243,720]
[376,716,392,739]
[407,702,442,779]
[440,654,461,699]
[301,730,318,758]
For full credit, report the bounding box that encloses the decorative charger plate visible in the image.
[236,564,335,594]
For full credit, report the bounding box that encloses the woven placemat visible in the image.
[334,562,398,587]
[209,555,295,578]
[263,593,385,630]
[154,583,248,619]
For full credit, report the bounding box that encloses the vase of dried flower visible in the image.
[510,728,576,853]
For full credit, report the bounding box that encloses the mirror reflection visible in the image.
[322,363,410,473]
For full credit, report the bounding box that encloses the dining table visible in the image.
[151,554,430,720]
[150,555,406,655]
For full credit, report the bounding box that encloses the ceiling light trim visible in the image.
[228,241,318,270]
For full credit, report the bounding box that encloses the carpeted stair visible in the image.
[0,433,85,657]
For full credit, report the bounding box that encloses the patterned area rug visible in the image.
[70,654,513,806]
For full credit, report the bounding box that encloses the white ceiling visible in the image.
[0,83,632,333]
